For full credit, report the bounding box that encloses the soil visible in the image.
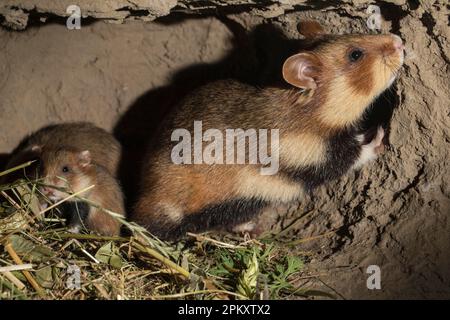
[0,1,449,299]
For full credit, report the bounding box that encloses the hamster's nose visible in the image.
[392,34,404,51]
[41,187,54,196]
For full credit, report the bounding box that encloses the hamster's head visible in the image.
[36,148,94,202]
[283,32,404,127]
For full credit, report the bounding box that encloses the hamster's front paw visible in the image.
[353,126,385,169]
[232,221,257,234]
[67,225,81,234]
[371,126,385,155]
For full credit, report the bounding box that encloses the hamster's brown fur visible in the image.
[4,122,121,180]
[132,23,404,240]
[39,148,124,236]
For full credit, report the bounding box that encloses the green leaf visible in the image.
[8,235,55,263]
[286,256,303,274]
[94,241,123,269]
[0,211,28,236]
[35,266,54,288]
[236,249,259,299]
[14,185,41,219]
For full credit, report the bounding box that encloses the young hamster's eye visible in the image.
[349,49,364,62]
[62,166,70,173]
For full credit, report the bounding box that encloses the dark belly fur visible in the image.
[149,198,267,240]
[280,129,361,190]
[57,201,90,229]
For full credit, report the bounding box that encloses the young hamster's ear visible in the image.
[78,150,91,168]
[31,145,41,152]
[282,53,321,90]
[28,145,42,153]
[297,20,325,39]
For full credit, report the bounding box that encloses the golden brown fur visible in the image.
[132,29,404,240]
[5,122,121,178]
[4,123,126,236]
[39,148,124,236]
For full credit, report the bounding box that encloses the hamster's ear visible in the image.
[28,145,42,153]
[282,53,320,90]
[78,150,91,168]
[297,20,325,39]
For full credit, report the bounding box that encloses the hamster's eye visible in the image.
[62,166,70,173]
[349,49,364,62]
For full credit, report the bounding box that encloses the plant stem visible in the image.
[152,289,247,300]
[50,232,190,279]
[48,232,129,242]
[133,242,190,279]
[4,242,46,299]
[0,161,35,178]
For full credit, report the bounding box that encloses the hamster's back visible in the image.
[6,122,121,177]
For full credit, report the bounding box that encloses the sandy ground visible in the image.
[0,2,449,299]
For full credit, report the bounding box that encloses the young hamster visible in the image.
[39,148,124,236]
[132,21,404,240]
[4,122,121,181]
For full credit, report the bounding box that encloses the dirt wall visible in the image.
[0,1,449,299]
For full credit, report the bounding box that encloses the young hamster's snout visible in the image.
[39,149,94,203]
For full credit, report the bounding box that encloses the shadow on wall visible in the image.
[0,154,9,171]
[114,15,400,209]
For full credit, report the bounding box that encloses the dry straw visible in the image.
[0,161,332,300]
